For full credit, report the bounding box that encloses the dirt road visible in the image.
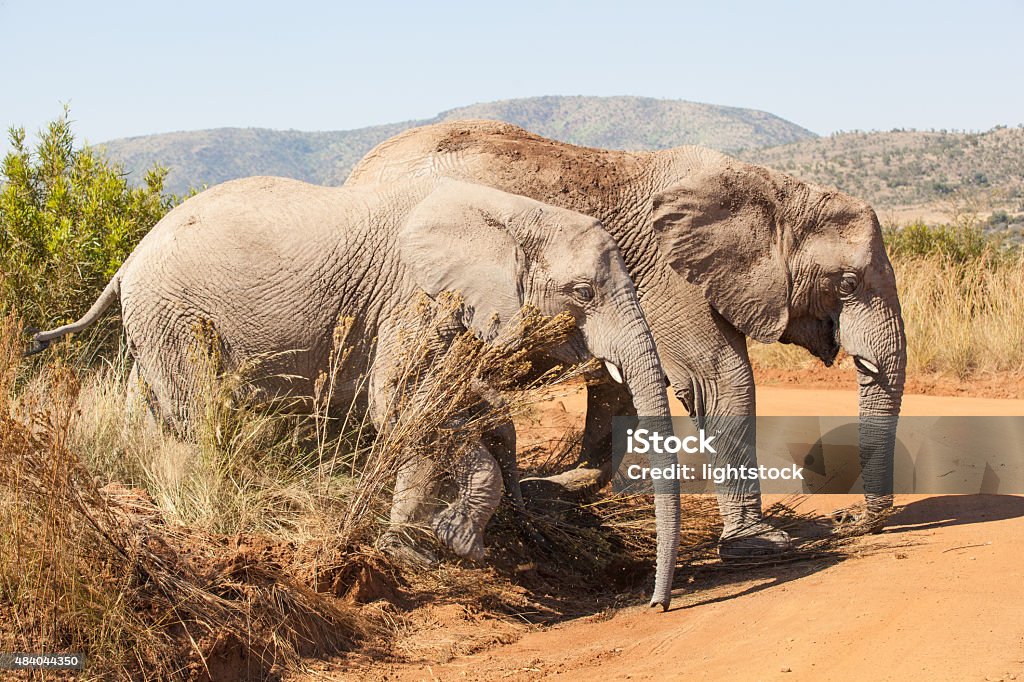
[341,387,1024,681]
[376,492,1022,681]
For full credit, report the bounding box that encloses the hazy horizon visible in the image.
[46,94,1024,143]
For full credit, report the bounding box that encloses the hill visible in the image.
[97,96,816,195]
[741,126,1024,215]
[98,98,1023,222]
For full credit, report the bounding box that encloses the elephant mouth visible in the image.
[780,315,840,366]
[819,341,841,367]
[813,314,842,366]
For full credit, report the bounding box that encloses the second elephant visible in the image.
[348,120,908,554]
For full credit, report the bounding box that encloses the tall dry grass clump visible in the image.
[897,251,1024,377]
[0,297,600,679]
[0,312,373,680]
[335,295,590,550]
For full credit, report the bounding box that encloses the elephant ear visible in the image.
[651,164,791,343]
[399,189,526,342]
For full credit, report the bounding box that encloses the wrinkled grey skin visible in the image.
[30,175,680,608]
[348,120,907,553]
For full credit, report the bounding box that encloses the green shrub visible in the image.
[882,220,990,263]
[987,210,1010,228]
[0,108,176,356]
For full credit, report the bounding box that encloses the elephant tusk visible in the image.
[604,360,624,384]
[854,356,880,374]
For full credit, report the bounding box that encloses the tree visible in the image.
[1,108,176,356]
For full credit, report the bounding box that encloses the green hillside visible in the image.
[98,96,816,195]
[742,126,1024,212]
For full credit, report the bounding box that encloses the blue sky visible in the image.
[1,0,1022,147]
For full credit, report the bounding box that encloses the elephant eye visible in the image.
[572,283,596,303]
[838,273,859,297]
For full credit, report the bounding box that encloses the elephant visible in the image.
[28,175,682,609]
[347,120,907,555]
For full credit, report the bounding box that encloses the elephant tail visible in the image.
[25,274,122,356]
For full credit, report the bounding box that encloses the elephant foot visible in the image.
[431,506,486,562]
[831,496,894,535]
[520,466,607,513]
[377,530,439,569]
[523,466,606,493]
[718,524,794,561]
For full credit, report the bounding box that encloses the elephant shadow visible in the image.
[667,555,844,613]
[886,494,1024,532]
[664,493,1024,612]
[664,513,847,613]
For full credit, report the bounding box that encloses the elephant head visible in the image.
[651,163,906,509]
[399,181,680,607]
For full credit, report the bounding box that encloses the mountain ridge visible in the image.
[98,95,817,195]
[97,96,1023,219]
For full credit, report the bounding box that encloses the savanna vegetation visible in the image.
[743,126,1024,216]
[1,114,1015,679]
[0,115,762,680]
[1,108,177,358]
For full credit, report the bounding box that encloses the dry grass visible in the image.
[748,251,1024,380]
[898,252,1024,378]
[0,299,603,680]
[0,296,867,680]
[0,313,372,680]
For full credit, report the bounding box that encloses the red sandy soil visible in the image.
[360,493,1024,682]
[300,378,1024,681]
[514,371,1024,456]
[753,363,1024,400]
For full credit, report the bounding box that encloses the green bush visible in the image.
[0,109,176,356]
[882,220,991,263]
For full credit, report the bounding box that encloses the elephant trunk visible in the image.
[585,291,679,610]
[840,285,907,511]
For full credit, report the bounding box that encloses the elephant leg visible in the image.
[368,323,445,562]
[481,417,522,509]
[578,375,636,482]
[430,442,503,562]
[374,447,442,563]
[125,349,191,436]
[665,365,793,559]
[376,455,445,566]
[481,415,553,549]
[389,455,440,529]
[640,272,793,559]
[523,373,634,496]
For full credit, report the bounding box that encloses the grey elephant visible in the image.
[29,175,682,609]
[348,120,907,554]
